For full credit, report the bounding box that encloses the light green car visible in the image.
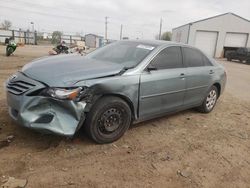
[5,40,226,143]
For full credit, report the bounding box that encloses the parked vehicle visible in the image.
[5,40,227,144]
[6,37,17,56]
[226,47,250,64]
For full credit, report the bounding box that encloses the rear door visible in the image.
[139,46,186,119]
[182,47,214,106]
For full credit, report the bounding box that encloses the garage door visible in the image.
[194,31,218,57]
[224,33,248,47]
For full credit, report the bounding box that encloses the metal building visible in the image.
[172,13,250,58]
[85,34,103,48]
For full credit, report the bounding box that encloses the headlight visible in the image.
[43,87,82,100]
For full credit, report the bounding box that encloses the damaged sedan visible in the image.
[5,40,226,143]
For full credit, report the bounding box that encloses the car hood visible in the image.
[22,54,124,87]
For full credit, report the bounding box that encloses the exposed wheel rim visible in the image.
[97,107,125,135]
[206,89,217,110]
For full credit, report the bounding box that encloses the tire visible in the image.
[84,96,132,144]
[6,47,13,56]
[197,86,218,113]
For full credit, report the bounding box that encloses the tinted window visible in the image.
[183,47,204,67]
[150,47,183,69]
[203,56,212,66]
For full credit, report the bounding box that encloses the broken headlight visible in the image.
[42,87,83,101]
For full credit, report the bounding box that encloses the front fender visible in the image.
[75,75,140,119]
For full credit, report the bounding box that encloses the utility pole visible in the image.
[31,22,34,33]
[120,24,123,40]
[159,18,162,40]
[30,22,34,44]
[105,16,108,41]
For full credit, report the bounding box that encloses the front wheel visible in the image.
[84,96,132,144]
[197,86,218,113]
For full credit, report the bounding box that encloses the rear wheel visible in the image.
[197,86,218,113]
[84,96,132,144]
[6,47,14,56]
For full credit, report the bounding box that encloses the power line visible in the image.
[0,2,162,39]
[0,3,158,31]
[0,4,125,36]
[0,5,103,24]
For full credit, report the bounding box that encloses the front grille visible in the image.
[7,80,36,95]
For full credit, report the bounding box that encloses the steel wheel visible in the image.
[98,107,124,135]
[84,96,132,144]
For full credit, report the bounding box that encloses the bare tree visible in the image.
[1,20,12,30]
[161,31,172,41]
[51,31,63,44]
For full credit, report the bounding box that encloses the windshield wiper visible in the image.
[118,66,133,75]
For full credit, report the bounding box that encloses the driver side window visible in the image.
[150,46,183,70]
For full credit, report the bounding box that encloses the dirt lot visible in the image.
[0,45,250,188]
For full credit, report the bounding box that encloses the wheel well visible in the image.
[213,83,221,97]
[99,94,136,120]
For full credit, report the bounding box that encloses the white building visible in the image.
[172,13,250,58]
[85,34,104,48]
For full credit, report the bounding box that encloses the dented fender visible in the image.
[75,74,140,119]
[7,92,87,136]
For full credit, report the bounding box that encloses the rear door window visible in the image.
[183,47,213,67]
[203,56,213,66]
[183,47,204,67]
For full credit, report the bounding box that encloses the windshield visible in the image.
[86,41,157,68]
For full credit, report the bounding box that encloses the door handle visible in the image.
[209,70,214,74]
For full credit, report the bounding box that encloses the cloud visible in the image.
[0,0,250,39]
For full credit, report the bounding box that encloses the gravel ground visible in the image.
[0,45,250,188]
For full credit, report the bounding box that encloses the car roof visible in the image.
[124,39,190,48]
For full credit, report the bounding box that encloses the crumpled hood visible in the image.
[22,54,123,87]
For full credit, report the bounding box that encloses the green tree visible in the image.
[1,20,12,30]
[160,31,172,41]
[51,31,62,44]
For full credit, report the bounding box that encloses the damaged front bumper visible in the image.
[5,72,87,136]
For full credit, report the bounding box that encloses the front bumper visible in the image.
[5,72,87,136]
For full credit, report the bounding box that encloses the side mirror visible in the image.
[147,64,157,72]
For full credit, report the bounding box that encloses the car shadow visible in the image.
[130,108,198,129]
[0,107,200,150]
[229,59,250,65]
